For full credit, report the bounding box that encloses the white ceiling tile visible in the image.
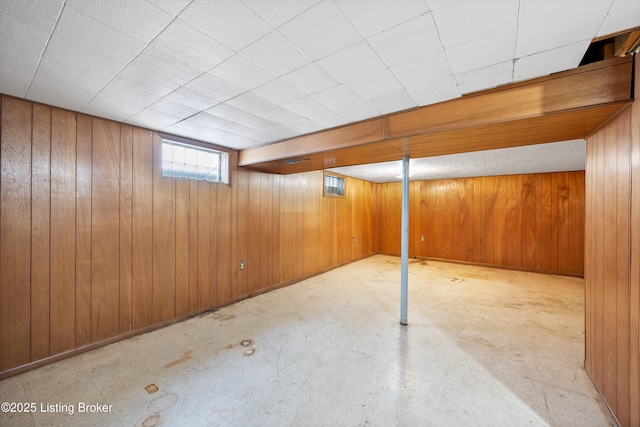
[599,0,640,36]
[367,13,441,67]
[162,87,220,111]
[41,36,127,80]
[518,0,607,25]
[226,92,278,115]
[0,70,31,98]
[148,98,201,118]
[126,108,182,129]
[189,111,238,129]
[346,70,417,115]
[455,61,513,95]
[426,0,457,11]
[432,0,519,48]
[261,123,300,140]
[446,27,517,75]
[516,4,610,57]
[146,0,191,15]
[179,0,273,51]
[27,74,96,111]
[391,51,460,106]
[240,30,312,77]
[279,1,362,59]
[283,96,347,128]
[514,40,590,82]
[51,6,145,63]
[207,103,276,130]
[35,58,112,93]
[251,79,306,106]
[312,85,379,123]
[241,0,321,27]
[209,54,274,91]
[129,46,203,86]
[287,118,323,134]
[258,106,303,126]
[81,97,142,122]
[227,92,302,125]
[66,0,174,43]
[0,0,63,62]
[98,79,162,108]
[318,41,387,83]
[281,62,340,95]
[0,44,44,97]
[335,0,430,38]
[115,66,180,98]
[151,19,234,72]
[185,72,244,103]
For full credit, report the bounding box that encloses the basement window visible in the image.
[161,139,228,184]
[324,172,345,198]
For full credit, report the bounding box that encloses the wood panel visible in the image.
[175,178,190,317]
[584,51,639,427]
[31,104,51,362]
[92,118,121,342]
[75,114,92,346]
[0,97,32,371]
[132,128,154,330]
[120,126,133,334]
[629,53,640,427]
[378,171,585,275]
[49,108,76,355]
[0,96,377,377]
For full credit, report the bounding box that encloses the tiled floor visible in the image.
[0,255,613,426]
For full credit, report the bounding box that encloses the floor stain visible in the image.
[142,414,162,427]
[164,350,193,369]
[215,343,237,355]
[145,384,159,394]
[211,312,235,321]
[148,392,178,413]
[240,339,254,347]
[243,348,258,357]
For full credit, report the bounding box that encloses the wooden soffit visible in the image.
[238,56,633,174]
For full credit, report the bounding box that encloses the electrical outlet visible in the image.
[240,260,245,270]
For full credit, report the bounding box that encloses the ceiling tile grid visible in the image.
[0,0,637,164]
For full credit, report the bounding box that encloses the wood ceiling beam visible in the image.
[238,56,633,174]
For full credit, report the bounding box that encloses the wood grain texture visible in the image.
[378,172,585,275]
[175,178,190,318]
[92,118,121,342]
[0,97,32,370]
[0,97,377,376]
[75,114,92,347]
[50,109,77,355]
[30,104,51,362]
[629,53,640,427]
[584,53,639,427]
[132,128,153,330]
[119,126,133,334]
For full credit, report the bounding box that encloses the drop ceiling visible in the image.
[1,0,638,182]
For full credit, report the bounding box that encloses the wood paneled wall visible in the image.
[0,96,377,375]
[377,172,585,276]
[585,53,640,427]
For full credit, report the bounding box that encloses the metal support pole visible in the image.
[400,156,409,325]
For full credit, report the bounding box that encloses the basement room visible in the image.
[1,1,639,426]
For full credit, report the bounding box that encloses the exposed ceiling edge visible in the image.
[238,57,632,175]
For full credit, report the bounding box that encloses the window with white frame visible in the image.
[323,172,345,197]
[161,139,229,184]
